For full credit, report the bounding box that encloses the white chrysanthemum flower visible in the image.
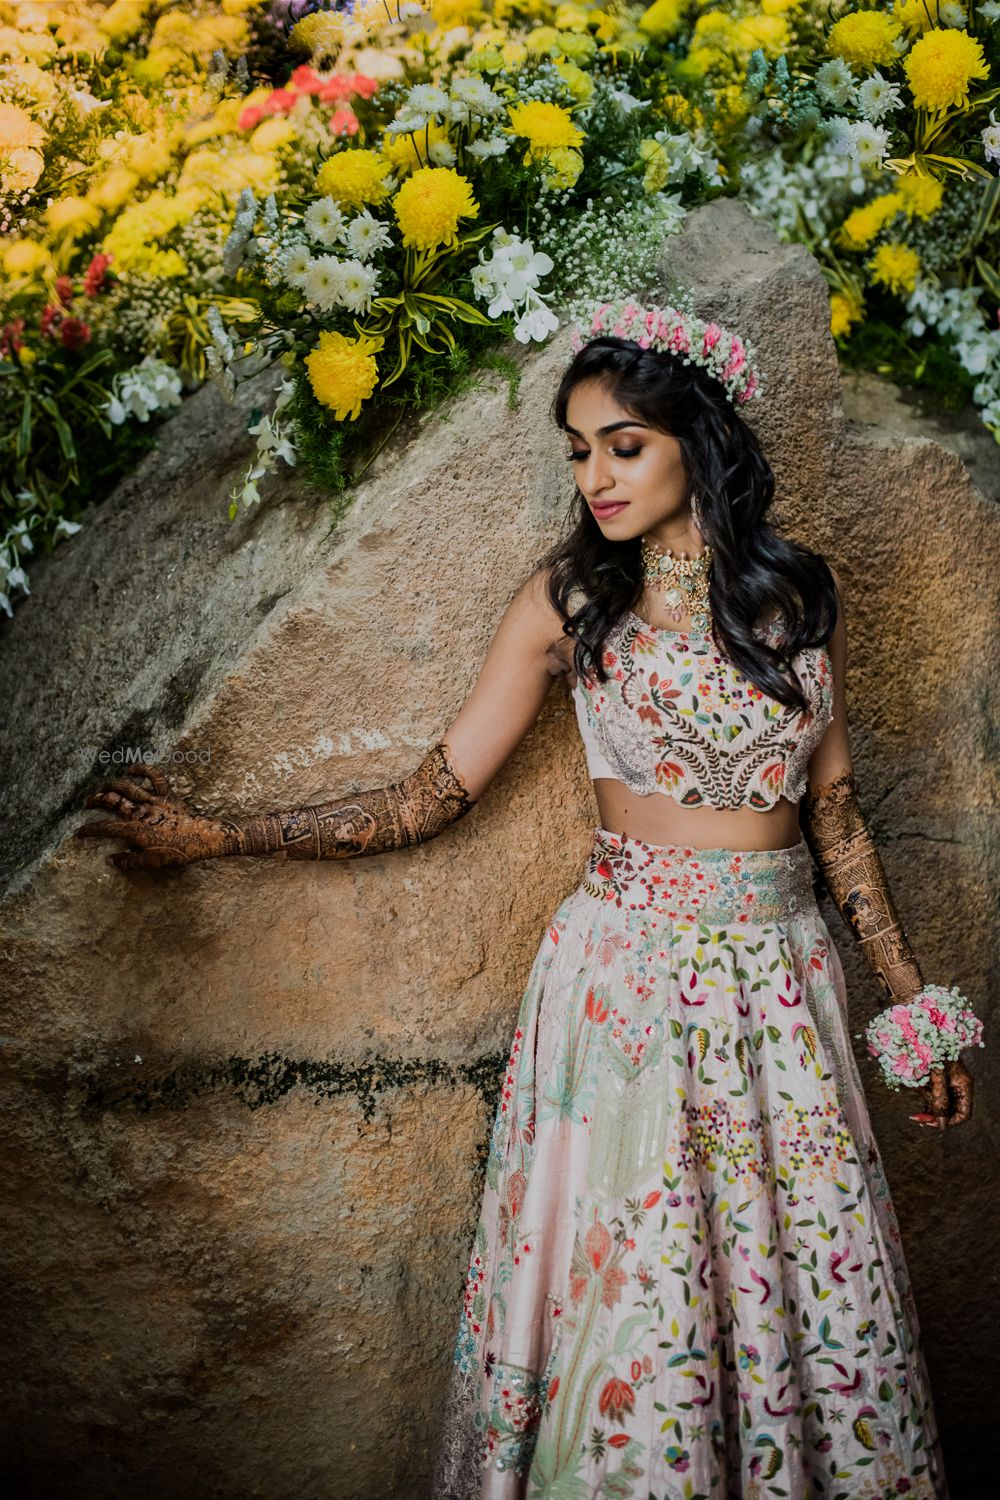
[387,109,428,136]
[938,2,968,23]
[467,134,512,159]
[338,259,380,313]
[470,264,495,300]
[820,115,859,158]
[978,1,1000,20]
[345,209,394,261]
[428,140,457,166]
[815,58,856,108]
[282,242,313,287]
[450,76,505,116]
[856,70,903,123]
[399,2,426,19]
[982,109,1000,165]
[303,255,347,312]
[304,197,347,247]
[851,120,891,168]
[407,84,449,117]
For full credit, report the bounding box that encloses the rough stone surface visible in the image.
[0,197,996,1498]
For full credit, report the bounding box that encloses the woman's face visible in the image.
[562,375,701,551]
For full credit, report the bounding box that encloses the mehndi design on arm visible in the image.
[800,769,924,1002]
[223,740,477,859]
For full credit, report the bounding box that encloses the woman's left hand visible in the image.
[909,1057,974,1130]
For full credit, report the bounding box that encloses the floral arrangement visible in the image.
[1,0,999,623]
[857,983,985,1091]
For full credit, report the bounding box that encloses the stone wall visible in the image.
[0,198,996,1498]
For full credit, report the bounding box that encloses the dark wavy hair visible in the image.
[536,336,838,715]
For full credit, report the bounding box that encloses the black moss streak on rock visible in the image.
[80,1048,509,1123]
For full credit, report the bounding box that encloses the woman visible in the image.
[75,298,973,1500]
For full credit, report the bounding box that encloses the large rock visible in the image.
[0,197,996,1498]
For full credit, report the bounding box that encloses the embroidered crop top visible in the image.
[567,590,834,811]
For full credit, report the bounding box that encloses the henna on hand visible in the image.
[222,739,476,859]
[801,770,976,1130]
[74,762,238,871]
[799,769,923,1003]
[74,743,477,869]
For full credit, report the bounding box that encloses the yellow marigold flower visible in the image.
[46,196,102,236]
[838,195,901,249]
[638,0,686,42]
[827,10,902,71]
[393,165,478,250]
[221,0,261,13]
[290,11,353,59]
[98,0,148,43]
[904,28,989,114]
[830,291,863,340]
[506,100,584,153]
[250,116,296,153]
[88,167,141,212]
[867,243,920,295]
[381,120,453,177]
[306,330,384,421]
[316,148,393,208]
[3,237,50,276]
[894,0,938,37]
[0,102,43,152]
[895,173,944,219]
[541,146,584,190]
[553,61,594,105]
[732,14,789,59]
[693,12,731,42]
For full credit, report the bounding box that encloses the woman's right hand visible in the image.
[74,763,235,871]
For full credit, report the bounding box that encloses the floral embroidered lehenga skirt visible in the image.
[430,826,950,1500]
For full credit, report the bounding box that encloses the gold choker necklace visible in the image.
[640,535,713,631]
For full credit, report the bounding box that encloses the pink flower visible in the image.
[702,323,722,351]
[330,108,359,136]
[637,333,651,348]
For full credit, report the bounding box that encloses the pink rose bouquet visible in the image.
[856,984,984,1092]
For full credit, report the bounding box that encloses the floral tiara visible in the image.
[568,296,765,407]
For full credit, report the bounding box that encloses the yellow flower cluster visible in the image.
[867,243,921,296]
[317,149,394,207]
[393,166,479,250]
[827,10,902,71]
[838,174,946,252]
[904,28,990,114]
[306,330,384,420]
[829,290,864,341]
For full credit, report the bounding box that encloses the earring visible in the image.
[691,493,703,533]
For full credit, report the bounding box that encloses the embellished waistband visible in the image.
[582,824,818,925]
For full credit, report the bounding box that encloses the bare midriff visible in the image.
[591,779,803,852]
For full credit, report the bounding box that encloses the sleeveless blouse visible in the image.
[566,589,834,811]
